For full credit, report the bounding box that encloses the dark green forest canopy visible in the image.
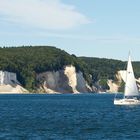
[0,46,75,72]
[79,57,140,82]
[0,46,140,90]
[0,46,82,90]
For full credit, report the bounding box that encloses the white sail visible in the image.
[124,54,139,97]
[119,70,127,82]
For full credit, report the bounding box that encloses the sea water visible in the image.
[0,94,140,140]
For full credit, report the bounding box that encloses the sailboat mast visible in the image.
[124,53,130,99]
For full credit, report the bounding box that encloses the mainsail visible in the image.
[124,54,139,97]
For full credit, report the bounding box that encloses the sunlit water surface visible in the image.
[0,94,139,140]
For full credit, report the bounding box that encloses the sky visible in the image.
[0,0,140,61]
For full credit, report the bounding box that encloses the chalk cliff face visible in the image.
[107,80,120,93]
[0,71,28,93]
[107,71,124,93]
[0,71,19,85]
[107,71,122,93]
[0,69,134,94]
[37,65,92,93]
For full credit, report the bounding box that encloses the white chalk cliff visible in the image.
[107,71,122,93]
[0,68,132,94]
[37,65,92,93]
[0,71,28,93]
[107,80,120,93]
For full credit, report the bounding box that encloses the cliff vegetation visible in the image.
[0,46,140,92]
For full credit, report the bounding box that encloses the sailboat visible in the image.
[114,53,140,105]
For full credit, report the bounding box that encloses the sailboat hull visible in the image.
[114,98,140,105]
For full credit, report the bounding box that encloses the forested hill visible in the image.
[0,46,140,91]
[79,57,140,84]
[0,46,83,90]
[79,57,124,83]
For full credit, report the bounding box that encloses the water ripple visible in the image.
[0,94,139,139]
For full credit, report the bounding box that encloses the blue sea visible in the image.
[0,94,140,140]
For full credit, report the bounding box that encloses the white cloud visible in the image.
[0,0,90,30]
